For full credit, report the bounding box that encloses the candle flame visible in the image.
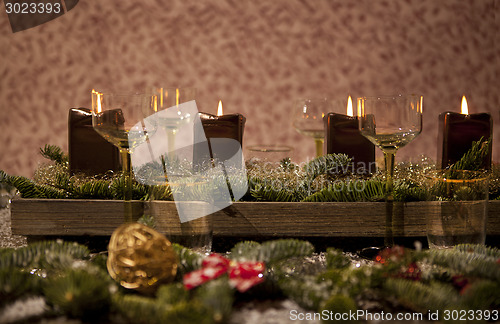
[217,100,223,116]
[461,95,468,114]
[152,95,158,112]
[347,96,353,117]
[92,89,102,113]
[176,88,180,107]
[159,87,163,108]
[357,98,363,117]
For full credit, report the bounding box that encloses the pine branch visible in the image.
[43,267,113,320]
[230,239,314,263]
[249,182,303,202]
[0,267,42,306]
[424,247,500,282]
[447,137,490,172]
[195,277,234,323]
[460,279,500,310]
[302,154,353,193]
[72,179,114,199]
[278,275,331,310]
[303,154,353,183]
[453,244,500,258]
[171,243,204,278]
[393,179,429,202]
[383,278,459,313]
[325,248,351,270]
[40,144,68,164]
[112,294,213,324]
[302,179,385,202]
[230,241,262,261]
[0,241,90,269]
[156,282,189,305]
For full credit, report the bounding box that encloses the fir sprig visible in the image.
[229,239,314,263]
[303,179,385,202]
[424,247,500,281]
[447,137,491,172]
[383,279,460,313]
[0,240,90,269]
[40,144,68,164]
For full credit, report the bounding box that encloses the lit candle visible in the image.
[437,96,492,169]
[194,100,246,165]
[325,96,376,174]
[68,108,121,175]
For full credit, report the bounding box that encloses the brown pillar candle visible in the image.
[68,108,121,175]
[325,97,376,174]
[437,96,492,169]
[194,101,246,166]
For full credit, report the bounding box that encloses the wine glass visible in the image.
[358,94,423,249]
[151,87,196,165]
[91,90,157,220]
[292,98,330,157]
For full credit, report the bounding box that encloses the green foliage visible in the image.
[2,238,500,323]
[72,179,114,199]
[393,179,429,202]
[325,248,351,270]
[171,243,204,278]
[453,243,500,258]
[157,282,189,305]
[40,144,68,164]
[303,179,385,202]
[196,277,234,323]
[249,182,303,202]
[321,294,359,323]
[230,239,314,263]
[0,240,90,269]
[4,143,499,202]
[43,267,113,320]
[0,267,42,306]
[384,279,460,313]
[447,137,491,172]
[460,279,500,310]
[303,154,353,185]
[278,275,331,310]
[2,174,67,199]
[112,293,213,324]
[424,246,500,282]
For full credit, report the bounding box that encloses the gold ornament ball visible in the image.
[107,223,178,292]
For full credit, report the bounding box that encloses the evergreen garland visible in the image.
[0,238,499,322]
[2,142,498,202]
[383,279,460,313]
[303,179,385,202]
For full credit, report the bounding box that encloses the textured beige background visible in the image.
[1,0,499,177]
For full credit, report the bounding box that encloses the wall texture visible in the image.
[1,0,498,177]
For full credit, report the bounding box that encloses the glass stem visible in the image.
[120,149,133,222]
[384,151,395,201]
[384,151,395,247]
[314,138,324,157]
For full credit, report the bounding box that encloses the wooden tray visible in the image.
[10,199,500,237]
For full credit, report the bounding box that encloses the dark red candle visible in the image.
[194,101,246,165]
[437,96,492,169]
[68,108,121,175]
[325,97,376,174]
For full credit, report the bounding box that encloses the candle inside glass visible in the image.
[325,97,376,174]
[437,96,492,169]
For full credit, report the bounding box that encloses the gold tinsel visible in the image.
[107,223,178,293]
